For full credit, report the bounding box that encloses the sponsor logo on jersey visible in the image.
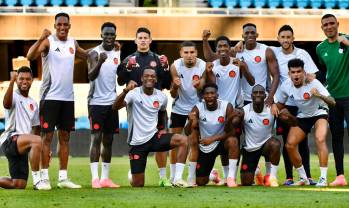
[248,119,253,123]
[192,75,200,81]
[29,104,34,111]
[55,47,60,52]
[69,47,75,54]
[218,116,225,123]
[229,70,236,78]
[153,101,159,108]
[202,118,207,122]
[255,56,262,63]
[150,61,157,68]
[303,92,310,100]
[263,119,270,125]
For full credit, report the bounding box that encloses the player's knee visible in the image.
[42,133,53,144]
[285,140,296,151]
[226,137,238,148]
[102,137,113,147]
[14,180,27,189]
[269,138,281,150]
[175,134,188,146]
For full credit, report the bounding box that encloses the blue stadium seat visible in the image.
[225,0,238,8]
[75,116,90,130]
[4,0,17,6]
[65,0,77,6]
[254,0,267,8]
[80,0,93,6]
[119,121,128,129]
[324,0,337,9]
[0,122,5,131]
[338,0,349,9]
[281,0,294,8]
[209,0,224,8]
[35,0,47,6]
[295,0,308,8]
[268,0,280,8]
[95,0,107,6]
[20,0,32,5]
[50,0,63,6]
[240,0,252,8]
[309,0,322,9]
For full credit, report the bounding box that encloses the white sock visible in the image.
[159,168,167,179]
[296,165,307,179]
[320,167,328,179]
[174,163,185,182]
[270,164,278,178]
[188,162,197,182]
[222,166,229,179]
[90,162,99,180]
[32,171,41,185]
[58,170,67,181]
[228,159,238,178]
[41,169,49,180]
[170,164,176,181]
[255,165,261,176]
[265,162,271,175]
[101,162,110,180]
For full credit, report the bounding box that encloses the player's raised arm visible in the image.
[202,29,219,62]
[27,29,51,60]
[233,58,255,86]
[3,71,17,109]
[87,50,107,81]
[170,63,181,98]
[112,80,137,110]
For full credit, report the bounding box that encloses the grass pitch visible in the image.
[1,155,349,208]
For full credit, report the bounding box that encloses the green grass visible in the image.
[1,155,349,208]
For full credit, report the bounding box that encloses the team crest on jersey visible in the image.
[254,56,262,63]
[114,58,119,65]
[29,104,34,111]
[69,47,75,54]
[229,70,236,78]
[150,61,157,68]
[93,123,100,130]
[192,75,200,81]
[218,116,225,123]
[303,92,310,100]
[263,119,270,125]
[153,101,159,108]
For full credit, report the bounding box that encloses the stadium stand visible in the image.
[310,0,322,9]
[75,116,90,130]
[224,0,238,8]
[240,0,253,8]
[268,0,280,8]
[4,0,17,6]
[255,0,267,8]
[50,0,63,6]
[65,0,78,7]
[324,0,337,8]
[281,0,294,8]
[338,0,349,9]
[295,0,308,8]
[80,0,93,7]
[35,0,48,6]
[209,0,224,8]
[0,121,4,132]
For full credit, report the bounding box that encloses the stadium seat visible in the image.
[209,0,224,8]
[240,0,252,8]
[225,0,238,8]
[324,0,337,9]
[35,0,48,6]
[20,0,32,6]
[295,0,308,8]
[75,116,90,130]
[119,121,128,129]
[4,0,17,6]
[50,0,63,6]
[309,0,322,8]
[268,0,280,8]
[281,0,294,8]
[95,0,108,6]
[80,0,93,6]
[338,0,349,9]
[65,0,77,6]
[254,0,267,8]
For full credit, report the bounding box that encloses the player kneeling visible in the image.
[0,67,50,190]
[239,85,281,187]
[113,68,189,187]
[185,83,240,187]
[275,58,335,187]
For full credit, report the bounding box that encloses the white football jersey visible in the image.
[276,79,329,118]
[125,87,167,146]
